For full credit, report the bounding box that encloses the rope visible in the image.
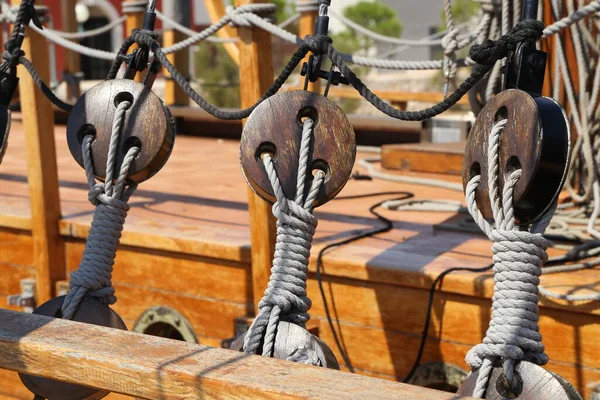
[442,0,460,86]
[295,0,320,13]
[129,30,308,120]
[28,21,117,60]
[242,118,325,363]
[61,100,139,319]
[321,20,543,121]
[358,158,463,191]
[48,16,126,40]
[464,119,553,398]
[19,56,72,112]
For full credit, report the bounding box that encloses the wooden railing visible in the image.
[0,309,475,400]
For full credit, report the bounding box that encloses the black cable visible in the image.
[315,189,496,380]
[19,57,73,112]
[124,31,309,120]
[401,263,493,383]
[315,191,414,373]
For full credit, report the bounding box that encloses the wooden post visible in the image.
[299,0,320,93]
[123,0,146,83]
[11,0,64,304]
[236,0,277,312]
[60,0,81,101]
[162,0,190,106]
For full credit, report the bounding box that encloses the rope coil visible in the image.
[61,100,139,320]
[242,118,325,362]
[464,119,555,398]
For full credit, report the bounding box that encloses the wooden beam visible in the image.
[204,0,240,64]
[299,0,319,93]
[0,309,476,400]
[59,0,81,101]
[236,0,277,312]
[124,0,146,83]
[11,0,64,304]
[162,0,190,106]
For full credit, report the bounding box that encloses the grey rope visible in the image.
[442,0,460,86]
[49,16,126,40]
[242,118,325,363]
[465,120,553,398]
[61,101,139,320]
[295,0,320,13]
[358,158,463,191]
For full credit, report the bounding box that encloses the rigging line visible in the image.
[316,191,415,373]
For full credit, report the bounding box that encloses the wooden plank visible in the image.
[236,0,277,311]
[299,0,319,93]
[381,142,465,174]
[65,240,251,304]
[0,309,476,400]
[59,0,81,101]
[204,0,240,64]
[11,0,65,304]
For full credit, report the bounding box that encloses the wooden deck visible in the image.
[0,120,599,399]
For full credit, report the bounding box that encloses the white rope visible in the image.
[358,158,464,191]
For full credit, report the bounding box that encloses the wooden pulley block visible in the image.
[66,79,175,183]
[462,89,570,225]
[468,71,490,117]
[19,295,127,400]
[230,321,340,369]
[457,360,582,399]
[240,90,356,207]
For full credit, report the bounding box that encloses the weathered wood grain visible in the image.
[0,309,476,400]
[240,91,356,206]
[382,142,465,174]
[66,79,176,183]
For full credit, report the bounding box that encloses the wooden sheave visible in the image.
[0,308,477,400]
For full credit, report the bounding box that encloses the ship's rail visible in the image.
[0,308,475,400]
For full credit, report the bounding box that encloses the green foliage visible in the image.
[441,0,480,25]
[193,42,240,108]
[332,0,402,56]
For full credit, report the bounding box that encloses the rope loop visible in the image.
[304,34,332,56]
[464,119,555,398]
[242,117,325,358]
[225,4,277,27]
[61,100,139,320]
[469,20,544,65]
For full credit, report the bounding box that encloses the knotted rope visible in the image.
[464,119,555,398]
[242,118,325,363]
[61,100,139,320]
